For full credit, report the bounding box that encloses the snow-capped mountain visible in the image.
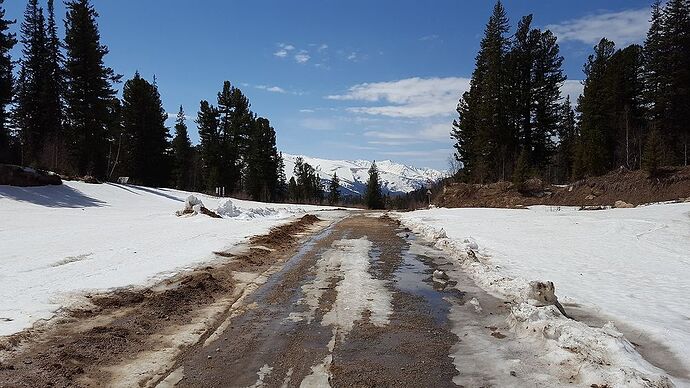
[282,153,446,196]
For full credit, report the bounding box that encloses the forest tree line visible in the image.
[452,0,690,184]
[0,0,304,202]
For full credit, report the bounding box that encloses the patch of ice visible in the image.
[248,364,273,388]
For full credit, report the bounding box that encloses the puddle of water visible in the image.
[394,233,465,325]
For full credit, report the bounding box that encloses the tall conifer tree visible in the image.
[328,172,340,205]
[14,0,48,166]
[63,0,120,178]
[172,106,192,190]
[120,72,170,186]
[0,0,16,163]
[365,162,384,209]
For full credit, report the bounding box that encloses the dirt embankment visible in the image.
[436,167,690,208]
[0,215,323,388]
[0,164,62,186]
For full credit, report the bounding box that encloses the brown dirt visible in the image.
[436,166,690,208]
[251,214,321,248]
[0,214,324,388]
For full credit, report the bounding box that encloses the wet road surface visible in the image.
[168,214,466,387]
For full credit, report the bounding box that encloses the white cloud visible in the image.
[364,123,452,144]
[274,43,296,58]
[419,123,452,141]
[295,51,311,64]
[318,44,329,51]
[380,149,450,158]
[546,8,650,46]
[561,80,584,106]
[299,109,316,113]
[347,52,358,61]
[266,86,286,93]
[327,77,470,118]
[256,85,286,93]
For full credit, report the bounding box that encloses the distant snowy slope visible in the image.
[282,154,445,196]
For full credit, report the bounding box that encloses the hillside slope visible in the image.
[436,167,690,208]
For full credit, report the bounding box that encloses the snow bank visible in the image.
[0,182,336,337]
[214,199,308,220]
[395,204,690,387]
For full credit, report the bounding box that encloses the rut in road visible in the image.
[166,214,527,388]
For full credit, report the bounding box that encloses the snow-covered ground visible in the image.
[282,153,445,195]
[0,181,336,337]
[398,204,690,385]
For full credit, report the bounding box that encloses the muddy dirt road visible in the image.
[1,213,560,387]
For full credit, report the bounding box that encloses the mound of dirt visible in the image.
[251,214,321,248]
[0,164,62,187]
[436,166,690,208]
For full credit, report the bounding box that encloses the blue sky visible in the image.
[3,0,653,169]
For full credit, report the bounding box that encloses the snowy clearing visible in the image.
[0,181,336,337]
[397,204,690,386]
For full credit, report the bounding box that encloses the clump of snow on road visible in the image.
[396,204,689,387]
[0,181,333,337]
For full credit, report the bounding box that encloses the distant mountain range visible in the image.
[282,154,446,196]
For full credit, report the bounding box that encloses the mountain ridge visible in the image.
[282,153,445,196]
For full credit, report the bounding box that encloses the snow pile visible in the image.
[509,303,672,387]
[395,205,690,386]
[175,195,207,216]
[215,199,306,220]
[0,181,337,337]
[215,199,242,218]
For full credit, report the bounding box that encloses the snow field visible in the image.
[0,181,334,336]
[396,204,690,387]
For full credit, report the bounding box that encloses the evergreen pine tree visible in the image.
[554,96,577,182]
[276,152,288,201]
[14,0,48,167]
[531,29,566,174]
[287,177,298,203]
[512,147,530,188]
[63,0,120,178]
[0,0,16,164]
[607,44,645,169]
[42,0,65,170]
[365,161,384,209]
[217,81,252,193]
[643,0,667,131]
[328,172,340,205]
[642,130,664,176]
[505,15,538,175]
[171,105,192,190]
[451,92,477,180]
[452,1,510,182]
[660,0,690,165]
[197,99,221,191]
[120,72,170,186]
[245,116,279,201]
[576,38,616,176]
